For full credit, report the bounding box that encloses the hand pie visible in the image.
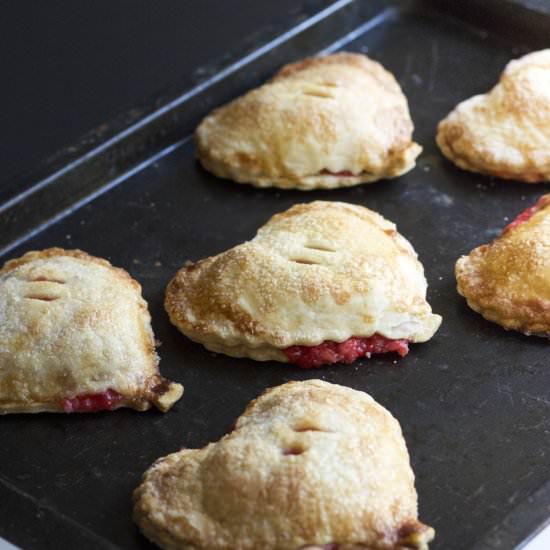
[456,194,550,335]
[437,50,550,182]
[133,379,435,550]
[0,248,183,413]
[165,201,441,367]
[195,52,421,190]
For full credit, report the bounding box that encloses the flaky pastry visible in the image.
[456,195,550,335]
[165,202,441,366]
[0,248,183,413]
[437,50,550,182]
[195,52,421,190]
[133,379,435,550]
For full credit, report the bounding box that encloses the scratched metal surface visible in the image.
[1,1,550,549]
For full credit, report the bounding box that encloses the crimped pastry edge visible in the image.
[436,121,549,183]
[197,142,422,190]
[133,380,435,550]
[456,254,550,337]
[0,248,184,413]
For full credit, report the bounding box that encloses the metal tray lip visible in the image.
[3,0,546,207]
[2,1,550,549]
[472,479,550,550]
[3,0,548,260]
[0,0,355,209]
[1,0,373,259]
[2,0,549,240]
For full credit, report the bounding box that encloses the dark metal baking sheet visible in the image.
[1,1,550,548]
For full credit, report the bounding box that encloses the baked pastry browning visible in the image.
[437,49,550,182]
[133,379,435,550]
[195,52,421,190]
[456,194,550,335]
[165,202,441,366]
[0,248,183,413]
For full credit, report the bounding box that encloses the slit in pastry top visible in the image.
[133,380,435,550]
[0,248,183,414]
[195,52,421,190]
[165,201,441,366]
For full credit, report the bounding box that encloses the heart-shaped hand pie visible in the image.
[165,202,441,367]
[0,248,183,413]
[195,52,421,190]
[456,194,550,335]
[133,379,435,550]
[437,50,550,182]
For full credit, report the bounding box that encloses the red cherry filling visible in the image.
[284,334,409,369]
[503,196,549,234]
[319,169,355,177]
[61,389,124,413]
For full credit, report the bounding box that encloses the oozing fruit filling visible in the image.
[320,169,355,177]
[284,334,409,369]
[61,389,124,413]
[503,196,549,233]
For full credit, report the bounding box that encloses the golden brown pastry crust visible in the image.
[0,248,183,413]
[165,202,441,362]
[133,379,435,550]
[456,195,550,335]
[195,52,421,190]
[437,50,550,182]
